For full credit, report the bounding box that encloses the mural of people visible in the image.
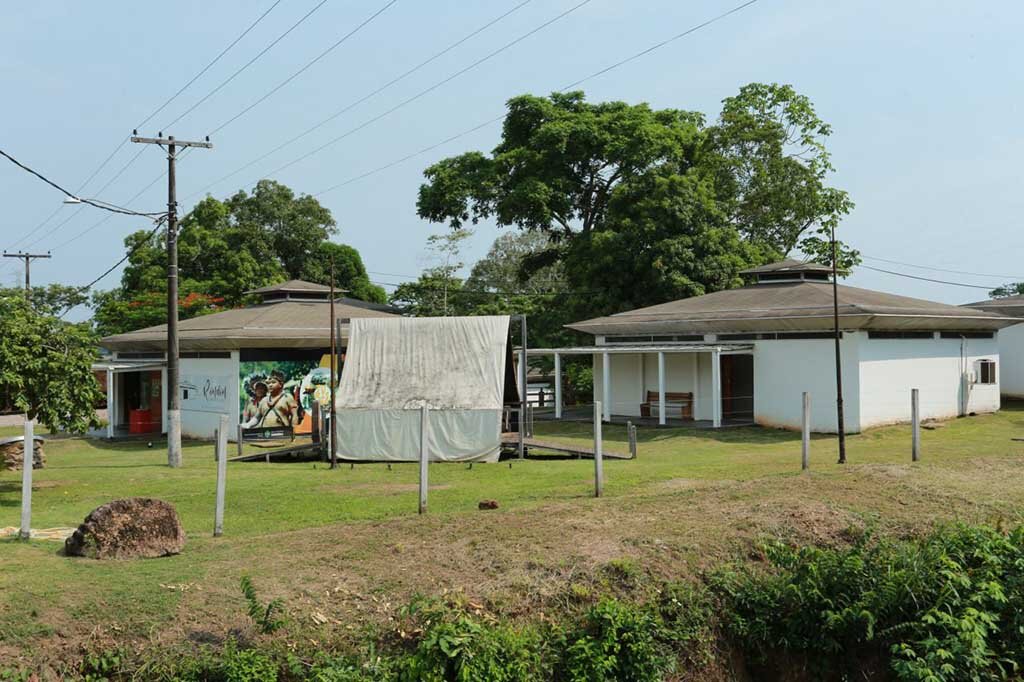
[256,370,299,428]
[241,376,267,428]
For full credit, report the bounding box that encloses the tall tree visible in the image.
[0,290,102,432]
[417,85,855,318]
[93,181,382,334]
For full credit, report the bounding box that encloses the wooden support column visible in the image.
[602,352,611,422]
[657,352,666,426]
[554,352,563,420]
[711,349,722,428]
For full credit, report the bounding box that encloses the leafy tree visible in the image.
[464,230,566,294]
[989,282,1024,299]
[93,181,381,334]
[0,290,102,432]
[417,86,855,319]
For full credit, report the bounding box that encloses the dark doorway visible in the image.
[720,354,754,419]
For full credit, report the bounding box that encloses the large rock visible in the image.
[0,437,45,471]
[65,498,186,559]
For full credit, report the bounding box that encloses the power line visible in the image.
[859,265,996,290]
[207,0,399,136]
[11,1,285,251]
[259,0,596,181]
[860,254,1024,282]
[313,0,761,197]
[161,0,332,131]
[189,0,534,199]
[0,148,165,218]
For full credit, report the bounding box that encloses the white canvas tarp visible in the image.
[335,315,510,462]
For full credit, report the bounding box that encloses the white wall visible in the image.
[997,324,1024,398]
[753,335,862,433]
[593,352,644,416]
[593,351,713,420]
[858,335,999,428]
[179,353,240,440]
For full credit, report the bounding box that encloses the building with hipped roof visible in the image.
[95,280,399,441]
[532,260,1018,433]
[963,294,1024,399]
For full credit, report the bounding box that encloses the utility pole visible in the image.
[131,132,212,468]
[2,251,51,297]
[329,258,338,469]
[830,223,847,464]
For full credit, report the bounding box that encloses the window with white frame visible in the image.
[977,359,997,385]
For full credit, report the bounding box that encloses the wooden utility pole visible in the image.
[131,132,212,468]
[329,258,338,469]
[2,251,51,296]
[830,223,847,464]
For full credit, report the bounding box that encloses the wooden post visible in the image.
[419,405,428,514]
[657,351,666,426]
[554,352,563,419]
[627,420,637,459]
[911,388,920,462]
[19,420,33,540]
[214,414,227,537]
[801,392,810,471]
[236,424,243,457]
[593,401,604,497]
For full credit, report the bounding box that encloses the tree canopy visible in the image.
[0,290,102,432]
[417,85,856,320]
[93,180,385,335]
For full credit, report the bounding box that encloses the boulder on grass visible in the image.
[65,498,186,559]
[0,436,45,471]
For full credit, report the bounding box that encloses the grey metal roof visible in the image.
[101,299,398,351]
[963,295,1024,316]
[525,343,753,356]
[740,258,832,274]
[567,281,1021,336]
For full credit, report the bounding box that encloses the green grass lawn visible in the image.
[3,404,1024,668]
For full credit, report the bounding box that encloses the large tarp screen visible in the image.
[335,316,510,462]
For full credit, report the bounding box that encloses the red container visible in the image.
[129,409,152,434]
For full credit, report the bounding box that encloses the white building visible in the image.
[96,280,398,441]
[964,295,1024,399]
[533,260,1014,433]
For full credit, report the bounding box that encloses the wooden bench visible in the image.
[640,391,693,420]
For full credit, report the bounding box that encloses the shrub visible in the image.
[560,599,664,682]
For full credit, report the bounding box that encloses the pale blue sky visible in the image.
[2,0,1022,318]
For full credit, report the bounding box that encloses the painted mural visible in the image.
[239,352,337,436]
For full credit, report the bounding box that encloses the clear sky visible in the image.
[2,0,1022,317]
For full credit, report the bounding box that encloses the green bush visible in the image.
[560,599,663,682]
[714,524,1024,681]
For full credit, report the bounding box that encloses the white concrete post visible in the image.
[657,351,666,426]
[419,405,429,514]
[711,350,722,428]
[214,414,228,537]
[801,392,810,471]
[106,368,115,439]
[160,367,168,434]
[911,388,920,462]
[593,401,604,498]
[19,420,33,540]
[554,352,563,420]
[602,352,611,422]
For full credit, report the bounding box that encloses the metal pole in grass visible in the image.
[593,401,604,498]
[911,388,920,462]
[214,414,228,537]
[802,392,810,471]
[419,405,429,515]
[19,419,33,540]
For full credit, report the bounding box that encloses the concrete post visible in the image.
[602,352,611,422]
[554,352,562,420]
[19,420,33,540]
[912,388,920,462]
[593,401,604,497]
[801,392,810,471]
[711,350,722,428]
[657,351,666,426]
[627,420,637,459]
[419,405,429,514]
[106,368,115,439]
[214,414,228,537]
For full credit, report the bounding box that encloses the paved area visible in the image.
[0,409,107,428]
